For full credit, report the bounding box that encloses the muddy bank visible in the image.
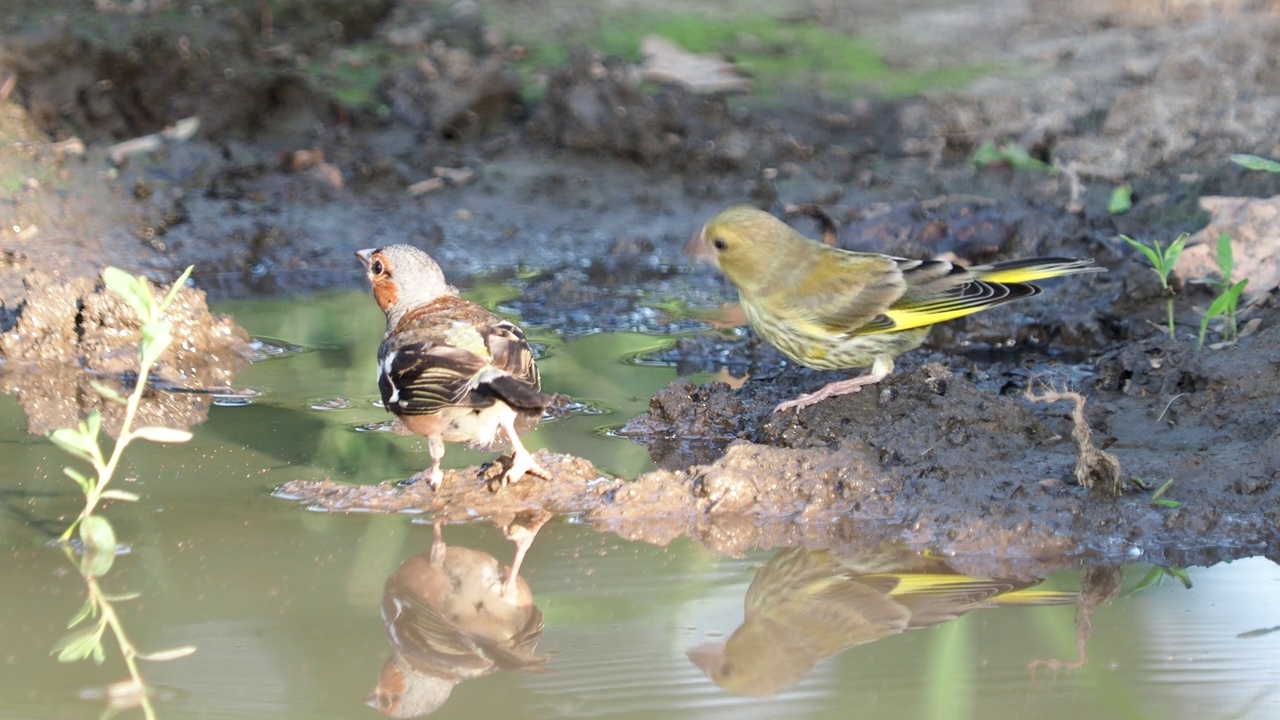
[0,270,253,436]
[278,319,1280,571]
[5,1,1280,563]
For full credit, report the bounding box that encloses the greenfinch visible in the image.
[687,205,1105,412]
[688,546,1076,696]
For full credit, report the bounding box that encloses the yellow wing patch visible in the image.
[874,303,992,332]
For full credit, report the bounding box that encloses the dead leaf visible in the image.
[638,35,752,95]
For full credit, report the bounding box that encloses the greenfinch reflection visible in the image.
[688,545,1076,696]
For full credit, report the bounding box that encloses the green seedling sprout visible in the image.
[1149,478,1180,508]
[1108,184,1133,215]
[1198,231,1248,346]
[970,139,1052,172]
[1230,153,1280,173]
[46,266,198,720]
[1121,233,1187,340]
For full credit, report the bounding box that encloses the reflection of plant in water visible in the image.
[46,266,198,719]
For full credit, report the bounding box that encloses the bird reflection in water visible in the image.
[689,544,1078,696]
[367,512,551,717]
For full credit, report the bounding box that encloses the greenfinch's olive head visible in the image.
[687,205,797,291]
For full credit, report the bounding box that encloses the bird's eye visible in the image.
[712,237,728,251]
[371,259,385,275]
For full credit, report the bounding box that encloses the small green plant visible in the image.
[970,139,1051,172]
[1198,231,1248,346]
[49,266,195,543]
[1121,232,1187,340]
[1230,153,1280,173]
[1107,184,1133,215]
[46,265,198,719]
[1148,478,1180,508]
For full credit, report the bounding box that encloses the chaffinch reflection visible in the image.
[368,513,550,717]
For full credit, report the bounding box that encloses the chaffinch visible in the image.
[356,244,551,489]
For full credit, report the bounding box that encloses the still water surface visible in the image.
[1,290,1278,719]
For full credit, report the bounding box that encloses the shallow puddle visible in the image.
[2,291,1279,719]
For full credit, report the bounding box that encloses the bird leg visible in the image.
[499,510,551,598]
[430,520,447,566]
[497,416,550,487]
[774,356,894,413]
[410,435,446,489]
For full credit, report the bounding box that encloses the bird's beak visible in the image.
[684,226,716,264]
[355,248,374,267]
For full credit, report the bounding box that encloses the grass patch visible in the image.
[490,6,991,103]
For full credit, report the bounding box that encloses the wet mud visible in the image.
[5,1,1280,566]
[0,270,253,436]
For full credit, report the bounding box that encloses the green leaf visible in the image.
[1230,153,1280,173]
[970,139,1001,167]
[1154,498,1182,508]
[157,265,194,313]
[99,489,141,502]
[1108,184,1133,215]
[1204,283,1244,321]
[1215,232,1234,282]
[85,410,102,442]
[970,139,1051,171]
[63,466,94,493]
[1199,309,1216,346]
[1164,232,1188,271]
[102,591,142,602]
[89,380,127,404]
[67,598,96,629]
[136,645,197,662]
[1225,278,1248,304]
[1167,567,1193,589]
[1150,478,1175,502]
[1121,235,1162,271]
[1126,565,1165,596]
[79,515,117,557]
[81,547,116,578]
[48,428,97,463]
[140,320,173,368]
[131,426,193,444]
[52,624,104,662]
[102,267,152,322]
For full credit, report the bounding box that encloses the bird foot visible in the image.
[773,375,881,413]
[407,467,444,490]
[495,450,551,488]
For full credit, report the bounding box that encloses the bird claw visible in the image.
[494,451,551,489]
[406,468,444,490]
[772,374,881,413]
[773,386,860,413]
